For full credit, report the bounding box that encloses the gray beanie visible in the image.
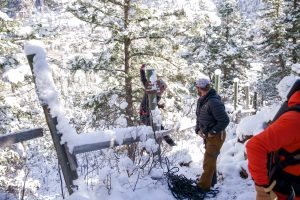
[195,78,210,89]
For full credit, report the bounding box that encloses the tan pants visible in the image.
[198,132,225,190]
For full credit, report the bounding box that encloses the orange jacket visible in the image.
[246,90,300,186]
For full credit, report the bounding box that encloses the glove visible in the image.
[141,64,146,70]
[157,103,165,109]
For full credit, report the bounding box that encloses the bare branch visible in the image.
[93,66,125,73]
[131,35,167,41]
[106,0,124,7]
[68,0,123,30]
[129,52,179,67]
[68,10,116,29]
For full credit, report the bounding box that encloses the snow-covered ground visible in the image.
[2,42,299,200]
[1,37,299,200]
[1,0,300,199]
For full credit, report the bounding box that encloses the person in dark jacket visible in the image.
[139,64,175,146]
[195,77,229,192]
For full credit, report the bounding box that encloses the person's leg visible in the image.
[140,114,150,126]
[198,134,224,191]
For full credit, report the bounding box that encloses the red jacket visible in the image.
[246,90,300,186]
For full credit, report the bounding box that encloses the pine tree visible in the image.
[68,0,192,127]
[285,0,300,64]
[0,11,19,72]
[256,0,290,99]
[216,0,252,86]
[185,0,252,90]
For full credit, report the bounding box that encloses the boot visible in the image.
[163,135,176,146]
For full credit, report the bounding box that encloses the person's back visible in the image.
[246,90,300,200]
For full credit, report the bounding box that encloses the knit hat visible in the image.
[195,77,210,89]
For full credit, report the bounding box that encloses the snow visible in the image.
[238,0,262,18]
[0,11,12,21]
[24,40,79,149]
[24,41,158,152]
[291,63,300,74]
[2,0,300,199]
[236,104,280,139]
[2,65,30,83]
[250,63,263,72]
[11,42,265,199]
[119,102,128,109]
[214,69,221,75]
[236,68,300,140]
[276,74,299,100]
[17,26,33,36]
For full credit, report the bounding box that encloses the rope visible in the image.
[164,158,219,200]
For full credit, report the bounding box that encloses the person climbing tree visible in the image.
[194,76,229,192]
[246,89,300,200]
[139,64,176,146]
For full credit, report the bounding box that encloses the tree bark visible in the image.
[123,0,137,162]
[124,0,133,126]
[279,54,285,70]
[292,0,298,63]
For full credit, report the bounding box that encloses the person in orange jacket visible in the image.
[246,90,300,200]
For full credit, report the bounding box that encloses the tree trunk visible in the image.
[226,16,229,42]
[279,54,285,70]
[223,65,228,80]
[124,0,133,126]
[292,0,298,63]
[292,37,297,63]
[123,0,137,162]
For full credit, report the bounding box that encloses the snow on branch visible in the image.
[0,11,12,21]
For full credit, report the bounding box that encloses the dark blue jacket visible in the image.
[196,89,229,135]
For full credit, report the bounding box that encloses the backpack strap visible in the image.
[285,105,300,113]
[276,148,300,169]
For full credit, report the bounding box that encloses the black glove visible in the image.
[195,128,200,135]
[157,103,165,109]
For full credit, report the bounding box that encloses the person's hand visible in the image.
[157,103,165,109]
[255,181,277,200]
[196,129,207,138]
[141,64,146,70]
[263,181,278,199]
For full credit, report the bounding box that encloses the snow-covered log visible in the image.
[73,128,174,155]
[0,128,43,147]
